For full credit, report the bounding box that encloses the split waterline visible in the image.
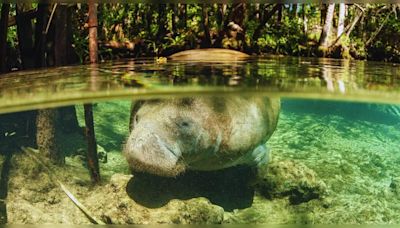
[0,56,400,224]
[0,56,400,114]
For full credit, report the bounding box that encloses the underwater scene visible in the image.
[0,56,400,225]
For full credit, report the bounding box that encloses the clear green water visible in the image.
[0,56,399,224]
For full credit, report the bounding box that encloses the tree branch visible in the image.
[329,5,364,48]
[366,11,393,46]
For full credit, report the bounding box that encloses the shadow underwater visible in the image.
[126,166,256,212]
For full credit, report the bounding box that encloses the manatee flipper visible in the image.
[230,143,269,167]
[251,144,270,166]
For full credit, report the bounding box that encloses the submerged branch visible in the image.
[58,182,104,224]
[83,104,101,183]
[21,147,105,225]
[45,4,58,35]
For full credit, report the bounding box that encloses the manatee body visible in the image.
[168,48,250,61]
[124,96,280,177]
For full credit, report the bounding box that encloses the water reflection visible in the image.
[1,56,400,114]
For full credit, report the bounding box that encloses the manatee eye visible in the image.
[181,121,190,127]
[176,119,192,128]
[135,115,139,124]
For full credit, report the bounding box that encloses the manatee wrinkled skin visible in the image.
[124,96,280,177]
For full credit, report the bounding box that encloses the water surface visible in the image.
[0,56,399,225]
[1,56,400,114]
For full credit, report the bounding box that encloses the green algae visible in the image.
[72,99,400,224]
[255,160,327,205]
[259,103,400,224]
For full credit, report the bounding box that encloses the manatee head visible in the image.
[124,98,222,177]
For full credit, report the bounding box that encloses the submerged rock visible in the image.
[76,145,107,163]
[97,145,108,163]
[255,160,327,204]
[88,173,224,224]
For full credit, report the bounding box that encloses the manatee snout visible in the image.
[124,122,185,177]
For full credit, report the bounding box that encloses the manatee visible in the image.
[124,96,280,177]
[168,48,250,61]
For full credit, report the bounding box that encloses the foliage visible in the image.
[6,26,17,47]
[367,12,400,62]
[5,3,400,66]
[256,17,306,55]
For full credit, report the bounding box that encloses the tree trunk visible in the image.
[171,4,178,34]
[36,109,64,165]
[53,5,80,137]
[84,104,100,183]
[319,3,335,48]
[320,4,326,25]
[201,4,211,47]
[217,4,225,29]
[66,6,76,64]
[86,0,100,183]
[31,4,62,166]
[34,3,49,68]
[277,4,283,25]
[360,14,366,42]
[292,4,298,18]
[214,4,226,48]
[0,3,10,73]
[337,3,346,37]
[132,4,139,31]
[303,4,308,34]
[146,5,152,34]
[229,3,246,28]
[179,4,187,29]
[16,4,35,69]
[259,4,268,24]
[329,6,364,48]
[156,4,167,43]
[54,4,68,66]
[254,4,260,22]
[88,2,98,64]
[253,4,281,42]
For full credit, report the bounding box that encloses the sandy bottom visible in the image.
[228,108,400,224]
